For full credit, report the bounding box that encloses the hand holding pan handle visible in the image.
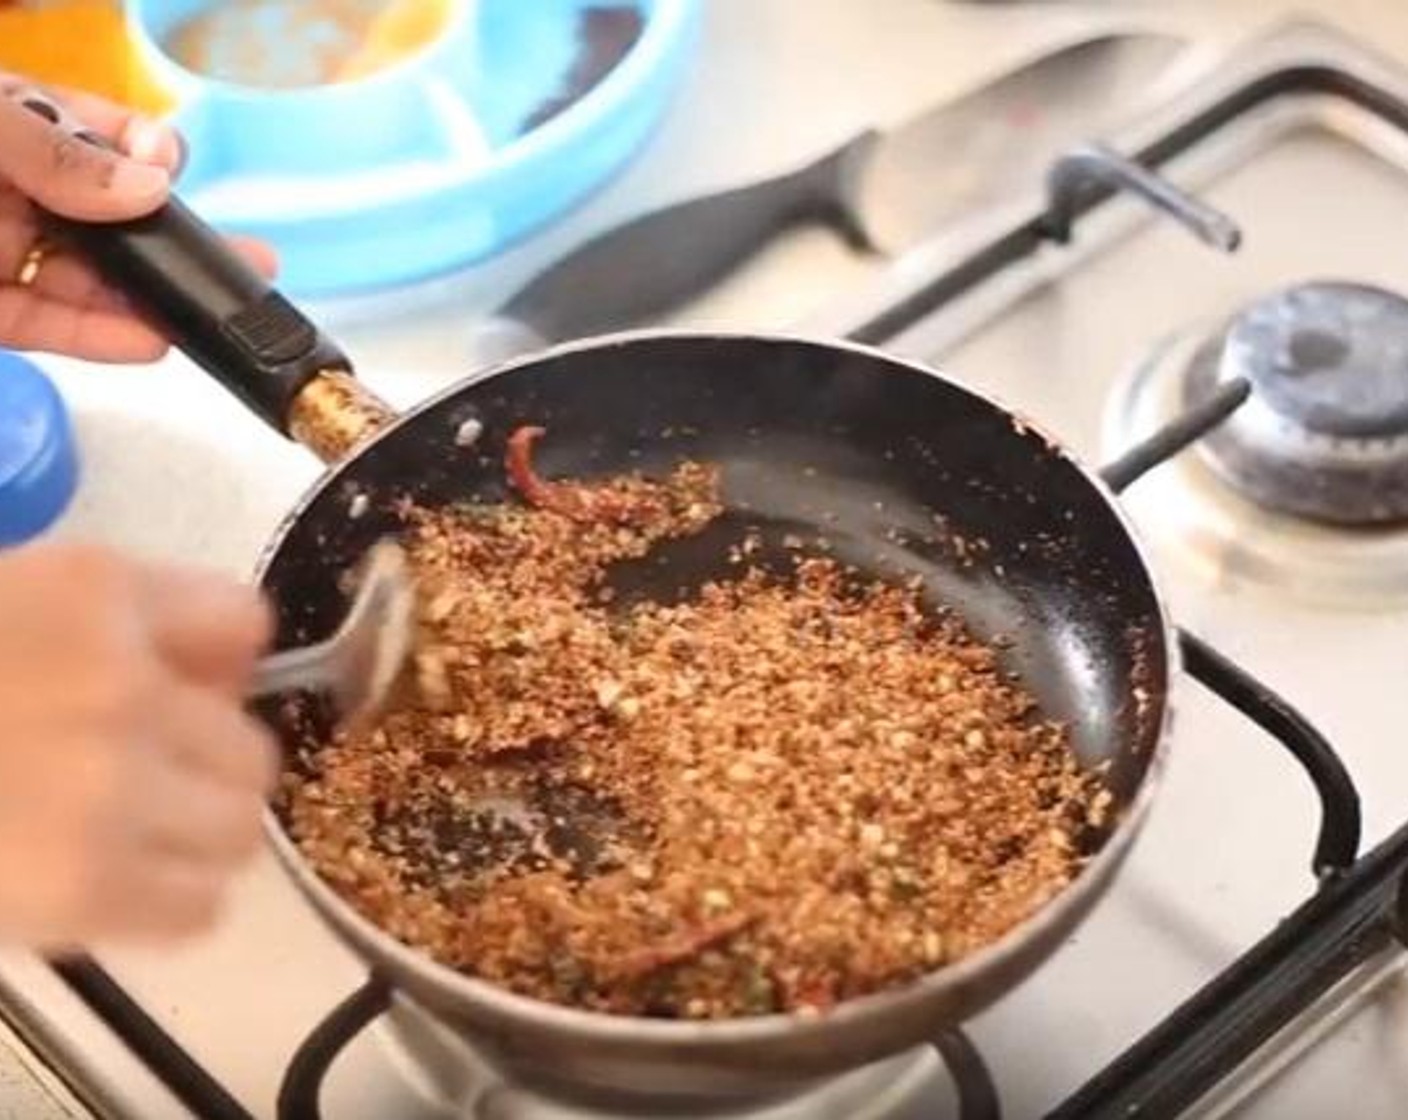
[11,89,388,460]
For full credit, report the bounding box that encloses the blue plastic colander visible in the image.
[126,0,701,296]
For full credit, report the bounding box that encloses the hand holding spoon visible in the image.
[249,540,415,726]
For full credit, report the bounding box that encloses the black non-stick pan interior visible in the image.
[258,335,1169,828]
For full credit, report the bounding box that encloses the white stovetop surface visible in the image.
[13,1,1408,1118]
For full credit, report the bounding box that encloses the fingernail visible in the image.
[110,157,170,199]
[172,130,189,177]
[125,116,170,165]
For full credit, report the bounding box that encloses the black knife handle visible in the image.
[497,130,880,343]
[12,88,350,438]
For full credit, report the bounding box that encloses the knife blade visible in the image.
[489,30,1187,350]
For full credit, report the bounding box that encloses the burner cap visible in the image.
[1187,281,1408,524]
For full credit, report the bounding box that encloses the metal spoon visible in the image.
[250,541,634,876]
[249,540,416,726]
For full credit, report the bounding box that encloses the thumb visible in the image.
[0,90,169,221]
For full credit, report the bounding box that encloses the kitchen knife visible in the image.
[492,30,1186,347]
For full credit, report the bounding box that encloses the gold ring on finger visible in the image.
[15,239,49,287]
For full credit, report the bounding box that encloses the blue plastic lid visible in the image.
[0,351,78,547]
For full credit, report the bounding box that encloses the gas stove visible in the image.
[1109,278,1408,605]
[15,10,1408,1120]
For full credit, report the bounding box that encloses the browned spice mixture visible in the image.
[282,432,1111,1019]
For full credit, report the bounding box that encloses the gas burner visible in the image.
[1185,281,1408,525]
[1103,313,1408,609]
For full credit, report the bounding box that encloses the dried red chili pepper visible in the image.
[606,910,759,983]
[505,425,558,508]
[505,425,658,524]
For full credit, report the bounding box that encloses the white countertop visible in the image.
[15,2,1408,1118]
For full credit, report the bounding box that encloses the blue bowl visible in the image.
[127,0,701,296]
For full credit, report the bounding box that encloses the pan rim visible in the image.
[254,326,1180,1045]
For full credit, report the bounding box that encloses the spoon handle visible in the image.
[249,643,340,701]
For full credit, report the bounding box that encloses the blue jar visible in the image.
[0,351,78,547]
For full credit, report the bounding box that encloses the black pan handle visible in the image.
[50,197,351,436]
[13,90,351,438]
[495,130,880,344]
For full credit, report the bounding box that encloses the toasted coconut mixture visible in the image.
[281,432,1111,1019]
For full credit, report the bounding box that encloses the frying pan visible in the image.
[37,110,1227,1114]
